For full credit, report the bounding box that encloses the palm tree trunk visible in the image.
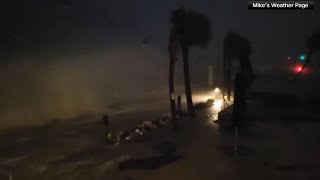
[182,43,195,117]
[223,52,232,101]
[225,68,232,101]
[169,55,178,131]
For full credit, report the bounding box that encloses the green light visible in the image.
[299,54,306,61]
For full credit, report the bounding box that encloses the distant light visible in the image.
[299,54,306,61]
[295,65,303,73]
[287,56,291,60]
[214,87,220,92]
[213,99,223,110]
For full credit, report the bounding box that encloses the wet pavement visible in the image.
[0,92,320,180]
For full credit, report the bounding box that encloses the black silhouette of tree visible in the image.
[295,32,320,79]
[168,7,211,125]
[168,8,184,131]
[223,32,253,100]
[223,32,255,128]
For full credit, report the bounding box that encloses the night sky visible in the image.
[0,0,320,127]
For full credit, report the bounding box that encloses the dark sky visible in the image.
[0,0,320,127]
[1,0,320,68]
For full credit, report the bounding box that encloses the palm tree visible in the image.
[222,32,254,127]
[169,7,211,119]
[295,32,320,79]
[223,32,253,100]
[183,10,211,117]
[168,8,185,131]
